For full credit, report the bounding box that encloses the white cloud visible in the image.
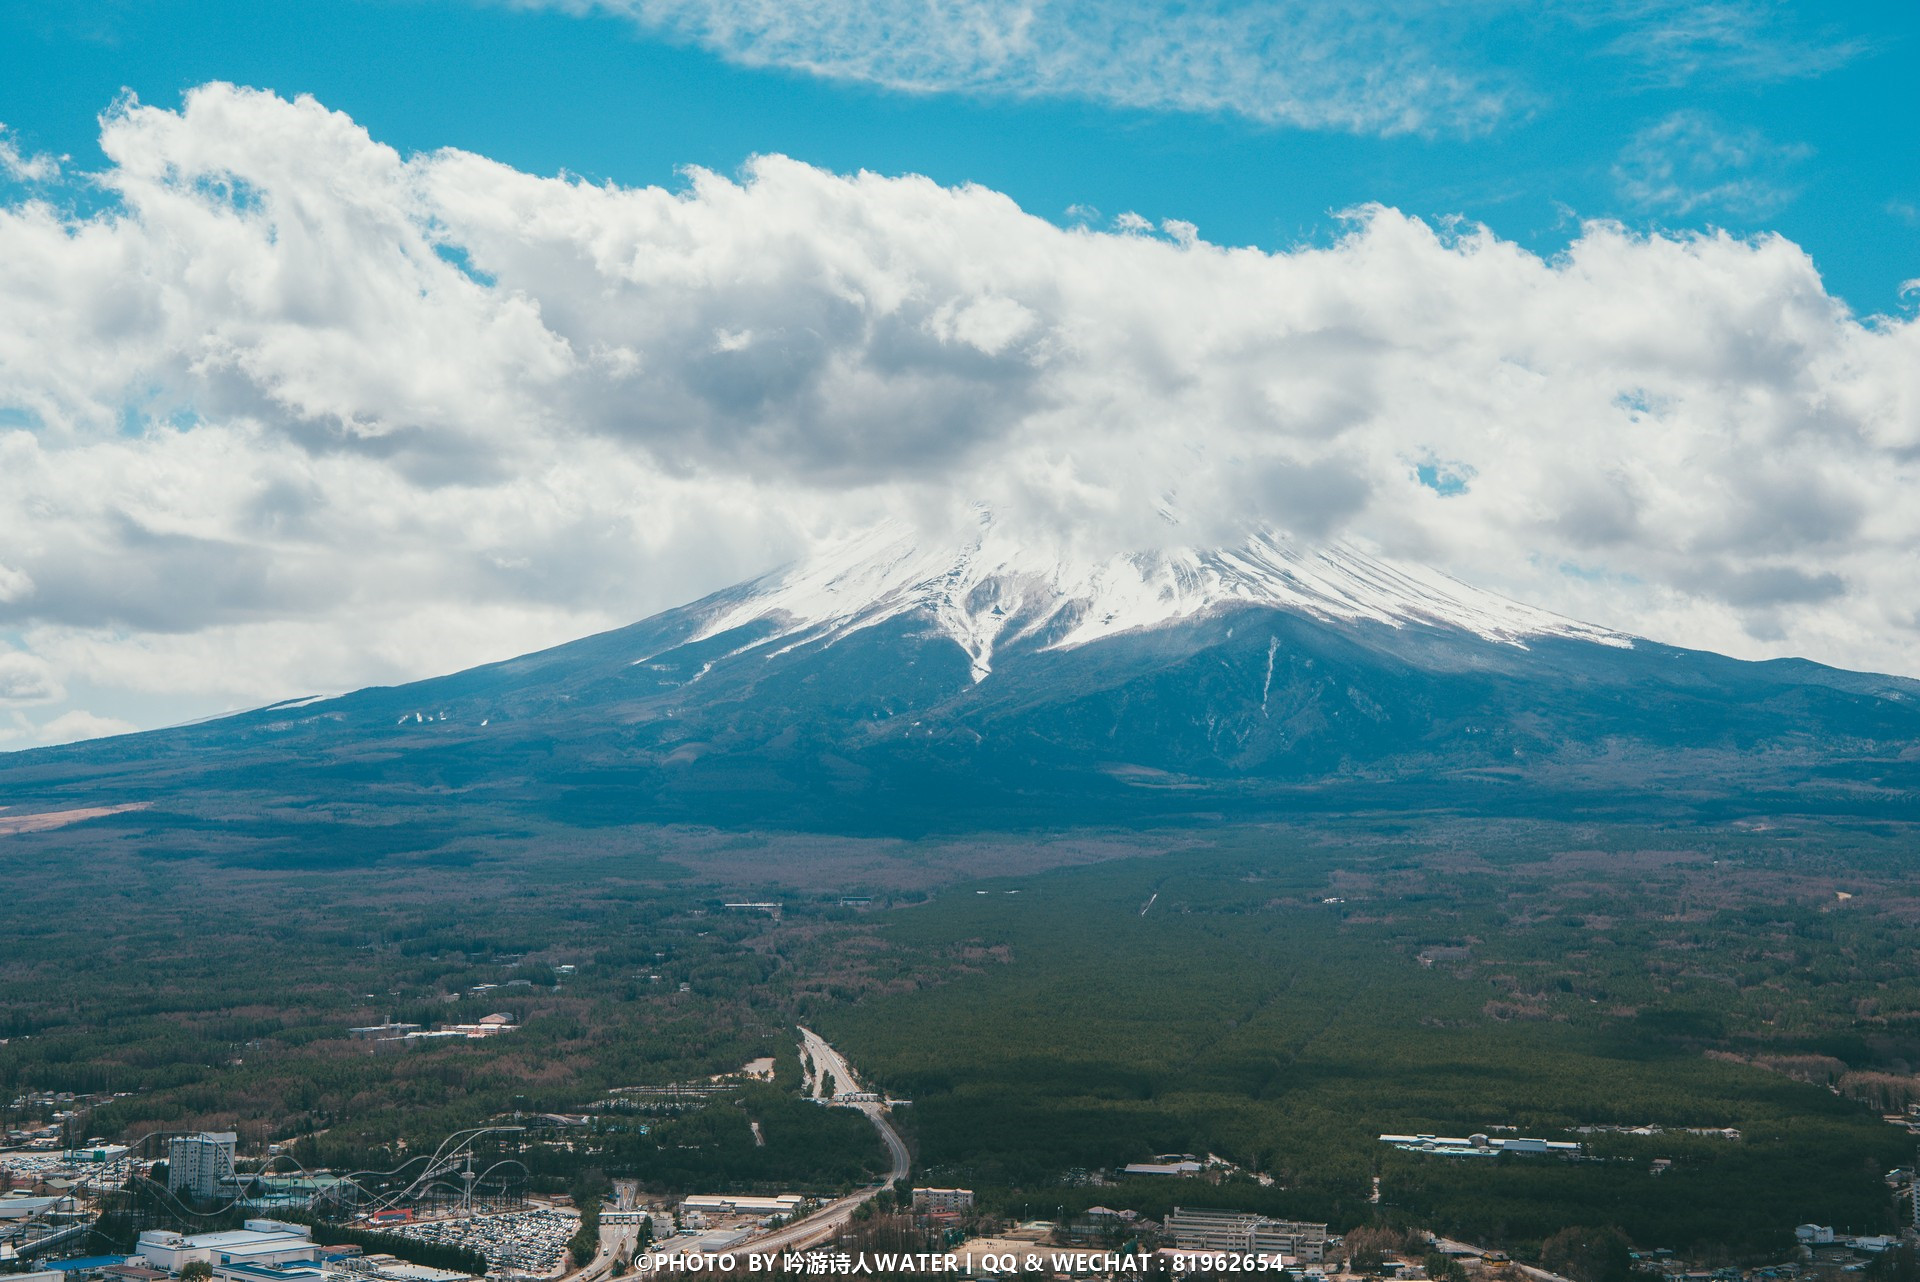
[1612,110,1813,217]
[0,562,32,603]
[0,125,60,183]
[1,83,1918,742]
[521,0,1513,135]
[1597,0,1865,87]
[0,649,63,704]
[31,709,139,746]
[507,1,1862,136]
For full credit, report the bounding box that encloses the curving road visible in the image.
[633,1029,908,1267]
[735,1028,910,1255]
[855,1097,911,1183]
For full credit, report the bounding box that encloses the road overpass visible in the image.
[640,1028,909,1266]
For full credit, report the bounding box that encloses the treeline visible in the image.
[518,1088,885,1193]
[278,1213,489,1277]
[569,1194,600,1268]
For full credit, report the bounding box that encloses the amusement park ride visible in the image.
[322,1127,531,1219]
[118,1127,532,1227]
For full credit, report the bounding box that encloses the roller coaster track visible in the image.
[323,1127,530,1217]
[113,1127,529,1224]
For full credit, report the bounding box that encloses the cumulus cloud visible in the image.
[0,125,60,183]
[1,83,1918,744]
[30,710,139,746]
[0,650,63,705]
[0,562,32,604]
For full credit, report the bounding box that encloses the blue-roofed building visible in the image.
[210,1262,326,1282]
[40,1258,128,1274]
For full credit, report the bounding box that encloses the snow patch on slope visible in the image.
[693,516,1631,682]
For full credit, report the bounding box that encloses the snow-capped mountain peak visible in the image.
[692,518,1630,683]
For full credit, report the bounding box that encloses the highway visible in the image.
[855,1097,911,1182]
[797,1024,909,1198]
[631,1028,909,1269]
[1429,1236,1576,1282]
[722,1028,910,1256]
[567,1242,619,1282]
[798,1025,863,1100]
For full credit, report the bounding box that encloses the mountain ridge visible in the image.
[2,522,1917,837]
[684,516,1632,684]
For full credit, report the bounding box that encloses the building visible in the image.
[167,1133,238,1200]
[1065,1207,1134,1242]
[348,1023,421,1040]
[354,1261,475,1282]
[0,1196,64,1221]
[654,1230,752,1259]
[1163,1208,1327,1263]
[105,1265,170,1282]
[136,1221,320,1274]
[1378,1133,1581,1158]
[911,1188,974,1214]
[212,1263,328,1282]
[370,1014,517,1048]
[67,1143,133,1163]
[678,1194,806,1217]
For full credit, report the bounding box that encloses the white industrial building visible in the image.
[678,1194,805,1216]
[1379,1133,1581,1158]
[0,1197,64,1221]
[1163,1208,1327,1262]
[136,1220,321,1273]
[167,1132,238,1199]
[347,1261,473,1282]
[911,1188,974,1214]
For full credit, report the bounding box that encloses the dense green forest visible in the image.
[820,823,1920,1257]
[5,813,1920,1260]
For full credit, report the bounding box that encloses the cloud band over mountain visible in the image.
[1,84,1916,742]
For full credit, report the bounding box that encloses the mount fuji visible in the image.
[685,516,1631,685]
[5,517,1919,834]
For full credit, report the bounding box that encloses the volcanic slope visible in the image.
[5,519,1919,831]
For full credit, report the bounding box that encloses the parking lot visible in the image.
[0,1151,137,1189]
[387,1207,580,1275]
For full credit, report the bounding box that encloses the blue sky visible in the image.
[4,0,1915,311]
[2,1,1919,743]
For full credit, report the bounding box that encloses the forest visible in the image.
[821,821,1920,1257]
[5,811,1920,1261]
